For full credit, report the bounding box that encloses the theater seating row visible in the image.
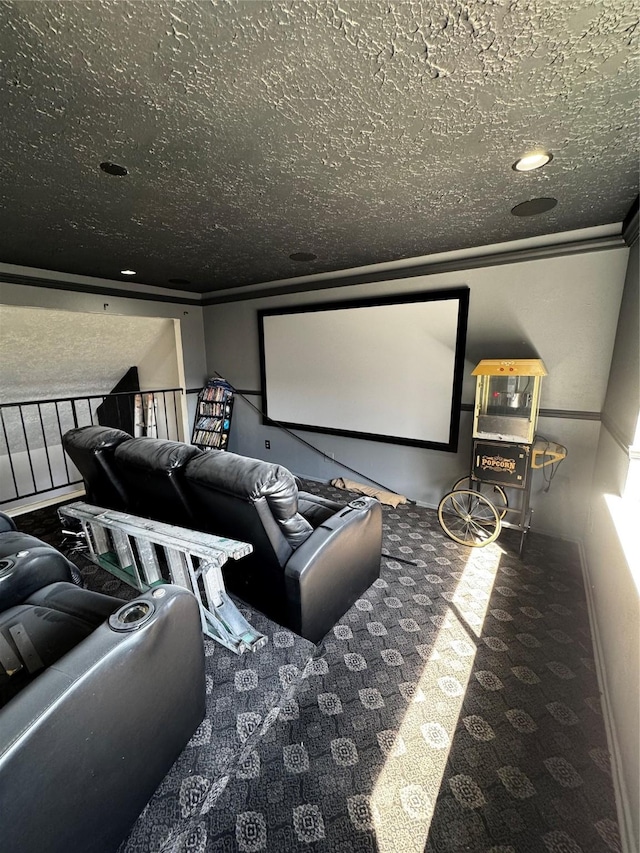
[0,512,205,853]
[63,426,383,644]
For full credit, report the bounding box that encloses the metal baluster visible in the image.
[80,397,93,424]
[54,401,71,483]
[90,396,98,425]
[161,393,169,439]
[172,391,179,441]
[18,405,37,494]
[37,403,55,490]
[0,408,19,500]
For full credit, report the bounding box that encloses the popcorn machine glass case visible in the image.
[472,359,547,444]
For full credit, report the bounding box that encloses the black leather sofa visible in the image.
[0,511,206,853]
[63,426,383,643]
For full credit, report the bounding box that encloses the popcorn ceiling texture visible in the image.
[0,1,638,293]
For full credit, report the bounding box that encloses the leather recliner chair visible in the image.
[61,424,132,510]
[114,436,201,527]
[181,449,383,643]
[63,426,383,644]
[0,512,206,853]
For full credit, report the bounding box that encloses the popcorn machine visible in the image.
[438,359,566,553]
[472,358,546,444]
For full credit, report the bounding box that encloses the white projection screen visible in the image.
[258,288,469,451]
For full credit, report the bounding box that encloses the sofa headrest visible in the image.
[63,425,132,453]
[184,451,313,548]
[115,438,201,473]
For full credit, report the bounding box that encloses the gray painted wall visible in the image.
[0,278,207,391]
[584,239,639,853]
[0,304,178,402]
[203,244,629,540]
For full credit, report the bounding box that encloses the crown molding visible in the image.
[0,271,203,306]
[202,232,626,306]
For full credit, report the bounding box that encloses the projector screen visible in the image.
[258,287,469,451]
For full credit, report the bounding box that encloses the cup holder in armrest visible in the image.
[109,600,155,632]
[0,558,14,577]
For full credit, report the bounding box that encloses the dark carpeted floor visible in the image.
[16,482,620,853]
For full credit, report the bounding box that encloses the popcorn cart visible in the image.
[437,359,566,554]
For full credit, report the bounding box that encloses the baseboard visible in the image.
[4,488,86,518]
[294,473,326,484]
[299,488,581,542]
[578,540,638,853]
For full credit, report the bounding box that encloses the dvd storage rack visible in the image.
[191,378,234,450]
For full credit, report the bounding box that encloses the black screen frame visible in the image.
[258,286,469,452]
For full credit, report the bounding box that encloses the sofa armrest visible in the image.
[283,497,382,643]
[0,585,205,853]
[297,491,346,528]
[0,513,17,533]
[0,542,77,611]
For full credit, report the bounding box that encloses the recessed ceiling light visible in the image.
[120,269,136,275]
[289,252,317,262]
[512,151,553,172]
[100,161,129,176]
[511,197,558,217]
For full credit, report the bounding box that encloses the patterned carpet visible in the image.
[15,482,620,853]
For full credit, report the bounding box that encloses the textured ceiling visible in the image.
[0,1,638,295]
